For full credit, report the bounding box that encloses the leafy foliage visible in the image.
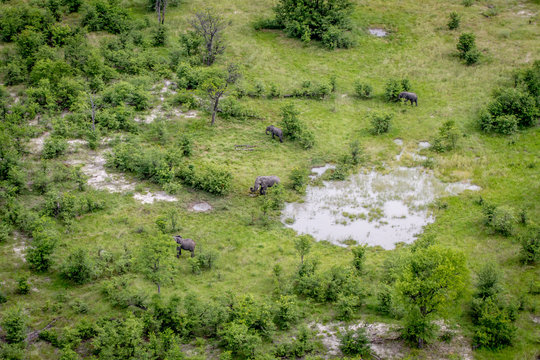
[339,327,371,356]
[60,249,94,284]
[271,0,355,49]
[369,111,393,135]
[1,307,27,344]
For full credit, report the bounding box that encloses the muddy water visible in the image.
[282,166,480,249]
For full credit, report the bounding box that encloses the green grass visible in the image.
[1,0,540,359]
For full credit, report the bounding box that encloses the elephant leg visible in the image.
[177,246,181,258]
[260,186,266,195]
[272,133,275,139]
[279,136,283,143]
[190,251,195,258]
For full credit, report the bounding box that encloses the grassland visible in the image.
[0,0,539,359]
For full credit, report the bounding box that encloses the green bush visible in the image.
[102,82,150,111]
[178,163,233,195]
[330,162,351,180]
[457,33,479,65]
[448,12,461,30]
[152,25,167,47]
[0,223,10,243]
[489,206,515,237]
[339,327,371,356]
[385,78,410,102]
[1,307,27,344]
[0,5,54,42]
[219,322,261,358]
[432,120,460,152]
[61,249,94,284]
[487,88,538,129]
[42,136,68,159]
[179,134,193,157]
[354,81,373,99]
[272,0,354,49]
[16,276,30,295]
[336,294,356,321]
[401,307,436,347]
[472,298,516,349]
[377,285,393,315]
[273,326,314,358]
[82,0,132,34]
[369,112,393,135]
[172,90,197,110]
[27,234,56,272]
[351,245,367,273]
[520,229,540,264]
[292,80,332,99]
[280,104,314,148]
[289,167,309,192]
[260,184,285,215]
[273,295,298,330]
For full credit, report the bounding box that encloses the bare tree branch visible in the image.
[189,9,229,66]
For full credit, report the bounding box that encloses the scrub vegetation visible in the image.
[0,0,539,359]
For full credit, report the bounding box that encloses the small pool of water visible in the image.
[282,166,480,249]
[310,164,336,179]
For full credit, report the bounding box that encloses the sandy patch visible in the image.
[29,132,50,153]
[189,201,212,212]
[133,191,177,204]
[67,151,177,204]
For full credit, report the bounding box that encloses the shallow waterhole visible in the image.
[368,28,388,37]
[282,165,480,249]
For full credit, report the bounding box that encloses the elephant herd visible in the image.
[173,92,419,255]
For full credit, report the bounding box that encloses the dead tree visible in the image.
[155,0,168,24]
[189,9,228,66]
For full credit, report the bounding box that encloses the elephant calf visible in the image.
[266,125,283,143]
[398,92,418,106]
[250,176,280,195]
[174,235,195,258]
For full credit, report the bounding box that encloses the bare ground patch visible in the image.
[310,320,472,360]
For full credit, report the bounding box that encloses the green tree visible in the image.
[294,235,312,264]
[60,249,94,284]
[396,246,468,347]
[138,234,175,293]
[201,65,240,125]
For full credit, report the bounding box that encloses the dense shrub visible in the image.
[478,111,518,135]
[27,233,56,272]
[1,307,27,344]
[102,81,150,111]
[289,167,309,192]
[401,307,436,347]
[354,81,373,99]
[487,88,538,129]
[189,248,219,274]
[0,223,10,243]
[171,90,197,110]
[280,104,315,148]
[42,137,68,159]
[472,297,516,349]
[432,120,460,152]
[273,326,315,358]
[335,294,357,320]
[178,134,193,157]
[92,316,145,359]
[219,322,261,358]
[16,276,30,295]
[292,80,332,99]
[82,0,132,34]
[520,229,540,264]
[273,295,298,330]
[485,205,515,237]
[0,5,54,42]
[260,184,285,216]
[448,12,461,30]
[339,327,371,356]
[60,249,94,284]
[270,0,355,49]
[385,78,411,102]
[177,163,233,195]
[16,28,46,64]
[457,33,479,65]
[369,111,393,135]
[351,245,367,273]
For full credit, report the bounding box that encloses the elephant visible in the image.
[266,125,283,143]
[398,92,418,106]
[174,235,195,258]
[250,176,280,195]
